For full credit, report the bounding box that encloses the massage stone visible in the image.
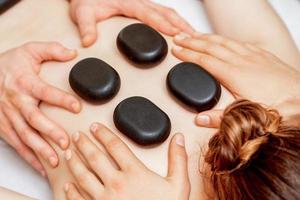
[69,58,120,103]
[117,23,168,66]
[113,96,171,146]
[167,62,221,112]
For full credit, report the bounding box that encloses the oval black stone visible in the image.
[167,62,221,112]
[117,23,168,66]
[69,58,120,103]
[113,96,171,146]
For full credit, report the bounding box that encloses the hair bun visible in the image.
[205,100,281,174]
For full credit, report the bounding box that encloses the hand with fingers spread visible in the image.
[172,33,300,128]
[69,0,195,47]
[0,42,81,175]
[64,123,190,200]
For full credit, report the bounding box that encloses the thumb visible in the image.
[24,42,77,64]
[75,6,97,47]
[167,133,190,188]
[195,109,224,128]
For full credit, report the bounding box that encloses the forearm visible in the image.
[0,187,36,200]
[203,0,300,68]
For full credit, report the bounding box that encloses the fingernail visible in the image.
[49,156,57,166]
[90,123,99,133]
[64,149,72,161]
[175,32,190,41]
[176,133,185,147]
[63,49,74,56]
[83,34,93,46]
[64,183,69,192]
[69,50,77,56]
[173,45,183,51]
[196,115,210,126]
[71,102,80,112]
[59,138,67,149]
[72,132,80,142]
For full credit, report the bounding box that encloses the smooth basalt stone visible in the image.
[117,23,168,66]
[0,0,20,15]
[167,62,221,112]
[69,58,120,103]
[113,96,171,146]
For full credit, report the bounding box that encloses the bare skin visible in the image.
[172,33,300,128]
[0,42,81,175]
[64,123,190,200]
[203,0,300,69]
[62,34,300,200]
[0,0,194,178]
[69,0,194,47]
[1,0,300,199]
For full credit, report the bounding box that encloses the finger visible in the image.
[195,109,224,128]
[72,131,118,184]
[65,149,104,197]
[148,3,195,34]
[193,33,252,56]
[2,105,58,167]
[0,109,45,175]
[90,122,142,171]
[167,134,189,187]
[18,103,69,149]
[174,33,237,62]
[64,183,85,200]
[23,42,77,64]
[244,43,262,53]
[172,45,233,85]
[75,6,97,47]
[15,141,46,177]
[20,77,81,113]
[135,6,180,36]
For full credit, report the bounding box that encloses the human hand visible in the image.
[0,42,81,175]
[64,123,190,200]
[172,33,300,128]
[69,0,194,47]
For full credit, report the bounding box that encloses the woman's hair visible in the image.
[205,100,300,200]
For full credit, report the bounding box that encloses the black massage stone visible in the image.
[117,23,168,66]
[113,96,171,146]
[69,58,120,103]
[167,62,221,112]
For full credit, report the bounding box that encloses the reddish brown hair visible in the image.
[205,100,300,200]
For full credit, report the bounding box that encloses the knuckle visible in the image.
[176,149,187,161]
[109,175,124,193]
[106,137,123,153]
[75,5,89,19]
[27,109,39,125]
[38,85,53,99]
[22,42,35,51]
[14,144,25,154]
[15,74,33,91]
[196,55,211,65]
[48,42,61,52]
[48,127,60,138]
[76,172,88,184]
[86,150,100,163]
[204,43,216,52]
[20,128,33,145]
